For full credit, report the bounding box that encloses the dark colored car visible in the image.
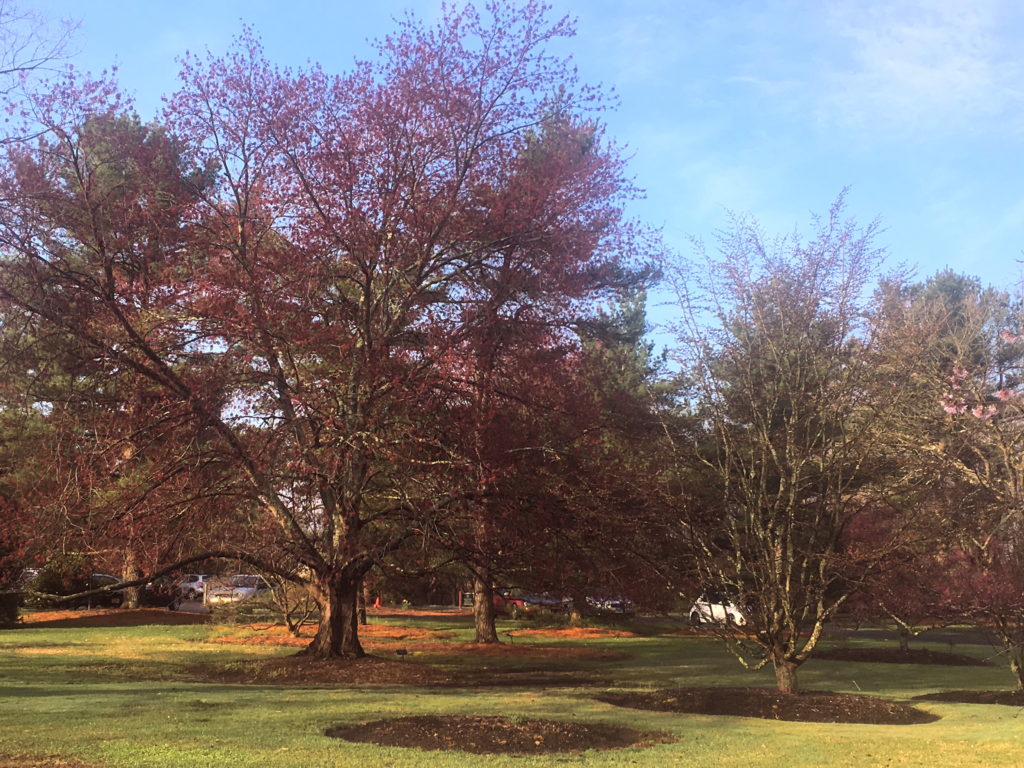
[60,573,124,609]
[141,577,177,607]
[585,595,636,617]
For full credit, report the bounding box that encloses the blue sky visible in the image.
[28,0,1024,298]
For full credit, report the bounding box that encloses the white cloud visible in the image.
[820,0,1024,138]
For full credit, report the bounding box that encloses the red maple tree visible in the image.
[0,3,645,657]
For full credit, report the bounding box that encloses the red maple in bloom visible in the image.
[0,3,646,657]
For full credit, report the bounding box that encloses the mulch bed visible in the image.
[815,647,991,666]
[325,715,674,755]
[187,654,453,687]
[596,687,940,724]
[207,623,451,646]
[17,608,209,628]
[186,654,615,689]
[915,690,1024,706]
[207,624,624,661]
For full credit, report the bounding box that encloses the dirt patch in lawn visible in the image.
[209,624,625,662]
[0,754,100,768]
[815,647,991,666]
[187,650,614,689]
[325,715,673,755]
[18,608,209,627]
[188,654,453,687]
[597,687,939,724]
[915,690,1024,706]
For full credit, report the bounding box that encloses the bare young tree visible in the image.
[662,196,923,693]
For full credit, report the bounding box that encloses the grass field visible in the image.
[1,610,1022,767]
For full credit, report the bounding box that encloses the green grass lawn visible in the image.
[1,613,1022,768]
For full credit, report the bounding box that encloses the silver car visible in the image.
[205,574,268,604]
[172,573,210,601]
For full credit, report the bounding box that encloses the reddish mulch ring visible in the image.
[18,608,208,628]
[207,623,451,647]
[815,647,991,667]
[597,687,939,724]
[187,654,452,687]
[325,715,674,755]
[915,690,1024,706]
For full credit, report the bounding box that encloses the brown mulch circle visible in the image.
[325,715,674,755]
[187,654,453,687]
[915,690,1024,706]
[187,654,613,689]
[596,687,940,724]
[209,624,627,663]
[815,647,991,667]
[17,608,209,628]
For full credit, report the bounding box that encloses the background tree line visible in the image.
[0,1,1021,694]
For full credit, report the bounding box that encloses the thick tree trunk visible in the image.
[120,553,141,609]
[358,582,367,626]
[300,574,365,658]
[773,654,800,694]
[472,570,499,644]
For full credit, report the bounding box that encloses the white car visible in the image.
[689,592,747,626]
[204,574,268,604]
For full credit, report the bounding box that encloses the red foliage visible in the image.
[0,4,646,656]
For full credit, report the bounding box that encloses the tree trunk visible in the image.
[773,654,800,694]
[472,569,499,644]
[357,581,367,626]
[300,574,365,658]
[1008,644,1024,691]
[898,627,910,653]
[120,552,141,609]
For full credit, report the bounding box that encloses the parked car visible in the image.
[493,589,571,618]
[585,595,636,617]
[172,574,210,601]
[62,573,123,609]
[205,574,269,604]
[689,591,747,626]
[141,577,177,607]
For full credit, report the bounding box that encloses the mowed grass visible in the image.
[1,613,1023,768]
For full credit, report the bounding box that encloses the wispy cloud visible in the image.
[819,0,1024,138]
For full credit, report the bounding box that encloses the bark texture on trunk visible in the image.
[773,653,800,694]
[300,574,365,658]
[1009,645,1024,691]
[120,554,141,609]
[472,570,499,644]
[898,628,911,653]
